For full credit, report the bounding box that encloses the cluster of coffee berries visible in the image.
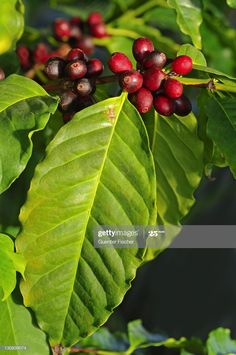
[53,12,108,55]
[108,37,193,116]
[16,42,68,71]
[44,48,104,122]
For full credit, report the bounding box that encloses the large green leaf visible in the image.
[207,328,236,355]
[16,93,156,347]
[0,0,24,54]
[0,289,50,355]
[144,109,203,226]
[205,95,236,178]
[0,74,58,194]
[167,0,202,49]
[0,233,25,300]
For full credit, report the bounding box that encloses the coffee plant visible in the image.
[1,0,236,354]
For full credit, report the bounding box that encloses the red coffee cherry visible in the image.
[59,90,78,112]
[171,55,193,75]
[174,95,192,116]
[133,88,153,114]
[142,50,167,69]
[154,95,175,116]
[70,17,82,27]
[44,57,66,80]
[163,78,183,99]
[143,67,166,91]
[53,19,71,41]
[87,12,103,26]
[16,46,32,70]
[77,36,94,55]
[108,52,133,73]
[66,60,87,80]
[86,58,104,77]
[76,78,95,96]
[33,43,49,64]
[90,23,108,38]
[67,48,87,62]
[132,37,154,62]
[119,70,143,93]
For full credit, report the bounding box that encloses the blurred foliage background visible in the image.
[1,0,236,351]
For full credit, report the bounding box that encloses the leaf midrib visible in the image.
[60,93,127,342]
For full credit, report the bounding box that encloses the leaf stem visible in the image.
[70,347,98,353]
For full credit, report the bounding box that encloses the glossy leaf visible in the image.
[177,44,207,66]
[205,95,236,178]
[0,289,50,355]
[167,0,202,48]
[144,109,204,225]
[207,328,236,355]
[0,0,24,54]
[226,0,236,8]
[16,93,156,347]
[0,233,25,300]
[0,74,58,194]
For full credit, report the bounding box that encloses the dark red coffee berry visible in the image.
[16,45,32,70]
[87,12,103,26]
[59,90,78,112]
[108,52,132,73]
[86,58,104,77]
[34,43,49,64]
[63,111,75,123]
[143,67,166,92]
[132,37,154,62]
[174,95,192,116]
[142,50,167,69]
[76,78,94,96]
[133,88,153,114]
[171,55,193,75]
[53,19,71,41]
[119,70,143,93]
[66,60,87,80]
[67,48,87,62]
[77,36,94,55]
[70,17,82,27]
[0,68,5,81]
[164,78,183,99]
[154,95,175,116]
[44,57,66,80]
[90,23,108,38]
[70,24,82,40]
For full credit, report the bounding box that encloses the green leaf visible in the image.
[226,0,236,8]
[16,93,156,347]
[0,0,24,54]
[207,328,236,355]
[205,95,236,178]
[192,64,236,80]
[177,44,207,66]
[0,289,50,355]
[144,109,203,225]
[0,74,58,194]
[167,0,202,48]
[0,233,25,300]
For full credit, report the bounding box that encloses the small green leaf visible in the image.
[207,328,236,355]
[226,0,236,8]
[177,44,207,66]
[205,95,236,178]
[0,0,24,54]
[0,74,58,194]
[0,233,25,300]
[0,289,50,355]
[16,94,156,347]
[192,64,236,81]
[167,0,202,48]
